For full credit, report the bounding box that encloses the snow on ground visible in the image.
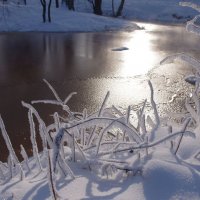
[0,0,139,32]
[1,146,200,200]
[101,0,200,23]
[0,0,200,32]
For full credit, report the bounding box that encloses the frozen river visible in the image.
[0,22,200,160]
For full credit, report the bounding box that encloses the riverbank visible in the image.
[0,0,199,32]
[0,1,139,32]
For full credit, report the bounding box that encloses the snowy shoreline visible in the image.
[0,0,198,33]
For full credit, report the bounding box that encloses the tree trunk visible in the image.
[116,0,125,17]
[40,0,46,23]
[93,0,102,15]
[48,0,52,22]
[66,0,74,10]
[112,0,115,16]
[55,0,59,8]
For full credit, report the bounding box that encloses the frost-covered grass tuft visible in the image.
[1,77,200,199]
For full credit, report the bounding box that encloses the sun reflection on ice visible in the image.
[117,28,159,77]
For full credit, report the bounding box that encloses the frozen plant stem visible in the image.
[174,118,191,155]
[148,81,160,142]
[28,110,43,172]
[0,115,24,181]
[0,162,5,180]
[20,145,31,172]
[96,118,120,155]
[97,130,194,157]
[48,151,58,200]
[86,91,110,147]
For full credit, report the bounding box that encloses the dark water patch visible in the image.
[0,24,199,161]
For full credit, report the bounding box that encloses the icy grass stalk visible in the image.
[112,105,124,117]
[0,162,5,181]
[148,81,160,141]
[0,115,24,181]
[52,128,65,173]
[137,99,147,135]
[72,133,76,162]
[98,130,195,157]
[185,99,198,122]
[28,110,43,172]
[96,118,121,155]
[52,128,75,179]
[31,79,77,119]
[43,79,62,103]
[20,145,31,172]
[65,117,143,144]
[174,118,191,155]
[64,92,77,105]
[47,150,58,200]
[86,125,97,147]
[126,106,131,124]
[80,109,88,147]
[185,82,200,126]
[86,92,110,147]
[160,53,200,73]
[22,101,52,149]
[140,115,147,136]
[194,151,200,159]
[7,155,13,179]
[146,115,156,129]
[98,91,110,117]
[53,112,66,160]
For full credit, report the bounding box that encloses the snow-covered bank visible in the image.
[0,0,200,32]
[101,0,200,24]
[0,1,139,32]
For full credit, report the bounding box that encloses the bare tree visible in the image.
[111,0,126,17]
[48,0,52,22]
[55,0,59,8]
[40,0,52,23]
[116,0,125,17]
[65,0,74,10]
[89,0,102,15]
[40,0,46,22]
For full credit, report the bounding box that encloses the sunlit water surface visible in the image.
[1,22,200,160]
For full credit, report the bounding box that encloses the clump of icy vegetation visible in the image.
[0,77,200,199]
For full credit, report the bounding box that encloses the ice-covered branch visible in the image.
[174,118,191,155]
[0,115,24,181]
[160,53,200,73]
[22,101,53,148]
[43,79,62,103]
[64,92,77,105]
[28,110,43,172]
[20,145,31,172]
[97,130,195,157]
[96,118,121,155]
[148,81,160,141]
[98,91,110,117]
[65,117,143,144]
